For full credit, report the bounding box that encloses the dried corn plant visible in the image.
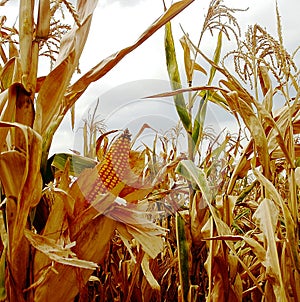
[80,98,107,159]
[0,0,195,301]
[1,0,300,301]
[162,0,300,301]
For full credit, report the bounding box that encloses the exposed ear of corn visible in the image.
[89,128,132,199]
[71,129,132,215]
[0,0,196,300]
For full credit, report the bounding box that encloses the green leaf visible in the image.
[198,90,228,110]
[165,21,191,133]
[191,31,223,155]
[50,153,97,177]
[176,212,190,302]
[176,159,212,204]
[176,160,228,231]
[192,93,207,154]
[208,30,222,85]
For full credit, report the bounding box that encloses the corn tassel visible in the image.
[85,129,132,202]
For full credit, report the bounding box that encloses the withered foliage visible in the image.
[0,0,299,301]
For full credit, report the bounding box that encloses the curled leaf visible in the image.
[25,230,98,270]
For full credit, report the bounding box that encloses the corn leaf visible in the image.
[176,211,190,302]
[179,35,194,84]
[176,159,214,214]
[255,101,293,167]
[176,160,234,245]
[207,30,222,86]
[145,85,227,99]
[65,0,194,105]
[194,62,207,75]
[253,169,300,273]
[141,253,160,291]
[33,215,116,302]
[165,21,191,133]
[198,89,229,110]
[192,30,224,154]
[0,57,16,90]
[225,91,271,179]
[192,93,207,153]
[253,198,287,301]
[25,230,98,270]
[111,203,166,259]
[50,153,97,177]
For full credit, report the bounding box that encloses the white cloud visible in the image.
[56,0,300,154]
[2,0,299,155]
[100,0,144,8]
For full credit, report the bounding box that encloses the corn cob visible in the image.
[85,129,132,202]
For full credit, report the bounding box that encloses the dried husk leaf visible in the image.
[0,87,16,150]
[9,40,19,59]
[0,122,42,300]
[0,57,16,90]
[243,236,266,263]
[0,90,8,113]
[0,44,6,64]
[216,194,237,226]
[295,167,300,186]
[254,101,293,166]
[25,229,98,269]
[190,191,209,245]
[111,203,166,259]
[253,198,287,301]
[33,215,116,302]
[14,83,35,150]
[0,150,26,198]
[253,168,300,273]
[33,187,74,276]
[141,253,160,291]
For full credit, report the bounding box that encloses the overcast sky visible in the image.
[2,0,300,155]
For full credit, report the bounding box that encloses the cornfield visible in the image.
[0,0,299,301]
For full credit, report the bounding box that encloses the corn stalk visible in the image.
[0,1,194,301]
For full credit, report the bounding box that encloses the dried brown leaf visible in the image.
[33,215,116,302]
[112,203,166,259]
[25,229,98,270]
[226,91,271,179]
[34,0,98,135]
[65,0,195,105]
[141,253,160,291]
[253,198,287,300]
